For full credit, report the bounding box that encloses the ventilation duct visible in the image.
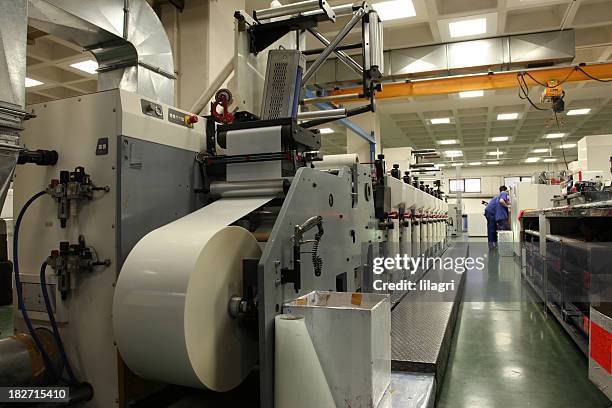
[0,0,175,213]
[27,0,176,105]
[306,30,575,86]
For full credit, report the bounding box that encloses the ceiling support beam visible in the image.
[329,63,612,101]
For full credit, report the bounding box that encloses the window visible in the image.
[504,176,532,188]
[449,178,481,193]
[449,179,464,193]
[464,178,481,193]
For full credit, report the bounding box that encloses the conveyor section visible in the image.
[391,243,468,384]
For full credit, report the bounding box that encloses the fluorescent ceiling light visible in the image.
[469,162,482,166]
[532,148,549,153]
[444,150,463,157]
[70,60,98,74]
[372,0,416,21]
[559,143,576,149]
[487,161,500,165]
[487,151,504,156]
[459,90,484,98]
[525,157,540,163]
[318,128,334,134]
[451,163,463,167]
[437,164,447,167]
[490,136,509,142]
[430,117,451,125]
[543,158,557,162]
[438,139,458,145]
[497,113,519,120]
[449,17,487,38]
[566,108,591,116]
[25,77,44,87]
[545,133,565,139]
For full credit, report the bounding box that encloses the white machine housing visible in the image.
[14,89,205,408]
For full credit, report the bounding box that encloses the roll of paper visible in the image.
[275,314,335,408]
[312,153,359,170]
[113,197,272,391]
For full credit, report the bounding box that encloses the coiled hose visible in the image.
[312,230,323,276]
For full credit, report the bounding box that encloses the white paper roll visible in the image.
[312,153,359,169]
[113,197,272,391]
[275,314,335,408]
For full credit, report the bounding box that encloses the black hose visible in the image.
[40,262,78,385]
[13,191,59,381]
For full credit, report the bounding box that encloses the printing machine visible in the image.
[0,1,448,407]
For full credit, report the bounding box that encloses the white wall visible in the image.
[159,0,245,110]
[443,163,565,214]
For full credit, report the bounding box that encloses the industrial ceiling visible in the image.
[24,0,612,164]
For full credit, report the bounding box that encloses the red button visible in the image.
[186,115,199,125]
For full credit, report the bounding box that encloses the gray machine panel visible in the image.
[257,164,379,406]
[117,136,205,266]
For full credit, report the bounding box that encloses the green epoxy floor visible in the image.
[437,247,610,408]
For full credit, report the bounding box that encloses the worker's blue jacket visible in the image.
[484,191,509,222]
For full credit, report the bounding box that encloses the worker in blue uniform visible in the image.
[484,186,510,249]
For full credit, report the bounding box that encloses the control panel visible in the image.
[169,108,199,128]
[140,98,199,128]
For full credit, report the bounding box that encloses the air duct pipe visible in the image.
[27,0,176,105]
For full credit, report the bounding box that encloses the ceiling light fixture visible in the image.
[449,17,487,38]
[451,163,463,167]
[525,157,540,163]
[70,60,99,74]
[25,77,44,87]
[490,136,509,142]
[497,113,519,120]
[372,0,416,21]
[444,150,463,157]
[438,139,458,145]
[487,151,504,156]
[543,158,557,162]
[532,148,549,153]
[545,133,565,139]
[469,162,482,166]
[459,90,484,98]
[318,128,334,134]
[430,117,451,125]
[559,143,576,149]
[487,161,500,165]
[566,108,591,116]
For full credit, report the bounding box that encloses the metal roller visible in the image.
[255,0,323,20]
[297,108,346,121]
[364,11,384,80]
[209,179,290,198]
[303,3,355,17]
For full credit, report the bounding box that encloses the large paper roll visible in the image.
[113,197,272,391]
[312,153,359,169]
[275,314,335,408]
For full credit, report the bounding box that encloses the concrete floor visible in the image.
[437,247,610,408]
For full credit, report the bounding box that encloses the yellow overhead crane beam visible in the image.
[328,63,612,102]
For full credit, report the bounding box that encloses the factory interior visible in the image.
[2,0,612,407]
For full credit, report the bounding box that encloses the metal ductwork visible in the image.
[306,29,575,86]
[0,1,28,210]
[27,0,176,105]
[0,0,175,212]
